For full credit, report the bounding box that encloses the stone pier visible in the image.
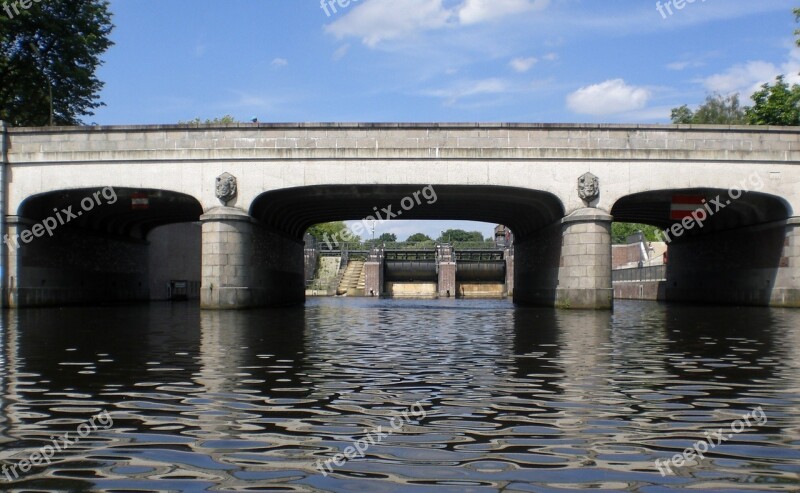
[515,209,613,310]
[200,207,305,309]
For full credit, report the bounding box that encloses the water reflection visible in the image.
[0,300,797,491]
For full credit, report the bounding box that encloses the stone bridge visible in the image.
[1,122,798,309]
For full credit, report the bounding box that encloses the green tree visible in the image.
[795,7,800,45]
[179,115,239,124]
[0,0,114,126]
[406,233,432,243]
[377,232,397,242]
[437,229,484,243]
[670,94,746,124]
[670,105,694,124]
[306,221,349,242]
[744,75,800,126]
[612,223,663,244]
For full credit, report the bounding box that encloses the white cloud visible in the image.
[326,0,550,47]
[701,61,778,95]
[424,78,510,104]
[271,58,288,68]
[667,60,703,71]
[510,56,538,73]
[542,52,559,61]
[458,0,549,25]
[700,49,800,97]
[558,1,793,35]
[332,44,351,61]
[325,0,453,47]
[567,79,651,115]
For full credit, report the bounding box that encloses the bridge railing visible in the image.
[612,265,667,283]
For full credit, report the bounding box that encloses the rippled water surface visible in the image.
[1,298,800,492]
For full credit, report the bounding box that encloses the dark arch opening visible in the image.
[249,185,565,241]
[17,188,203,240]
[10,188,203,307]
[611,188,792,236]
[610,188,793,306]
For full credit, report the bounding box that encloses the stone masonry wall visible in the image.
[665,219,796,306]
[8,223,148,306]
[8,124,800,165]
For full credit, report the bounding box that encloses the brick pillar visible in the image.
[438,245,456,298]
[364,247,383,297]
[557,208,613,309]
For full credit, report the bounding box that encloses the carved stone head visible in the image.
[215,172,237,204]
[578,172,599,203]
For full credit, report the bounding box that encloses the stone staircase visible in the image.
[337,260,366,296]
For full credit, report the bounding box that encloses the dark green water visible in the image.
[1,299,799,492]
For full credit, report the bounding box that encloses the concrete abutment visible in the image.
[664,217,800,307]
[4,216,149,307]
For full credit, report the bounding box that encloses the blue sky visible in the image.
[92,0,800,240]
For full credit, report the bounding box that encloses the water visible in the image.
[1,299,799,492]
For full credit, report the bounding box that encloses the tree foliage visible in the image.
[179,115,239,124]
[306,222,349,242]
[0,0,114,126]
[377,233,397,242]
[437,229,484,243]
[744,76,800,126]
[406,233,432,243]
[795,7,800,45]
[670,94,746,124]
[611,223,663,244]
[670,9,800,128]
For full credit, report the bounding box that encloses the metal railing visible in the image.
[317,241,502,251]
[612,265,667,283]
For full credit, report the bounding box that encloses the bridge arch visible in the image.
[16,187,203,239]
[611,188,792,233]
[248,185,565,241]
[610,188,797,306]
[7,188,203,307]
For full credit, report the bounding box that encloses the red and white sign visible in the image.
[670,195,705,220]
[131,192,149,210]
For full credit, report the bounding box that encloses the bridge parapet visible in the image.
[7,123,800,165]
